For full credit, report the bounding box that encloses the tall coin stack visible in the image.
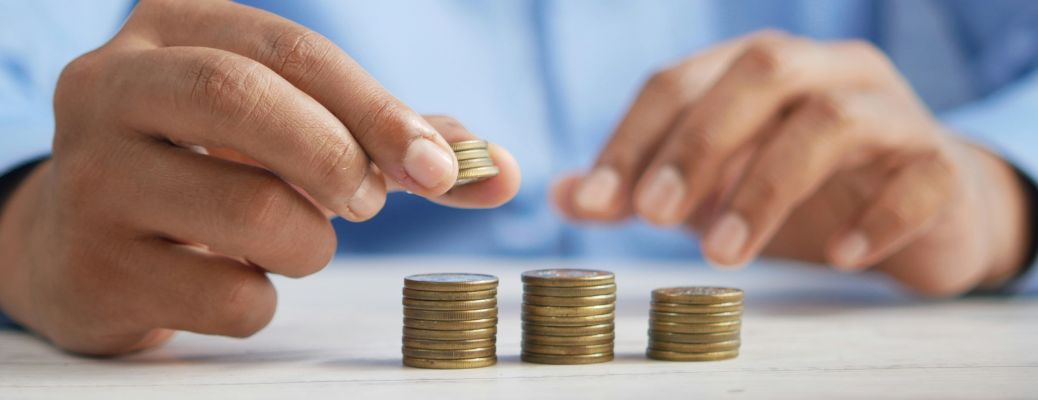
[450,140,499,186]
[521,269,616,365]
[646,287,743,361]
[402,273,499,369]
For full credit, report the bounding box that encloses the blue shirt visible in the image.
[1,1,1036,273]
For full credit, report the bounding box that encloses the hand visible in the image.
[0,0,519,355]
[553,31,1030,296]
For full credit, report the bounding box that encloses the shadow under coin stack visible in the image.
[647,287,743,361]
[450,140,499,187]
[402,273,499,369]
[521,269,616,365]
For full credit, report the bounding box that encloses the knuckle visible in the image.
[737,39,793,80]
[220,272,276,337]
[237,173,296,234]
[737,175,784,209]
[679,128,718,157]
[352,99,406,144]
[187,55,272,124]
[802,92,854,131]
[310,133,367,193]
[55,51,104,113]
[644,67,690,103]
[265,28,334,89]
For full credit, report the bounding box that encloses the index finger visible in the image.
[128,0,458,197]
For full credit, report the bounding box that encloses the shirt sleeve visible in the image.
[0,1,132,175]
[937,1,1038,292]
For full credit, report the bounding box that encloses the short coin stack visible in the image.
[402,273,499,369]
[450,140,499,186]
[521,269,616,365]
[646,287,743,361]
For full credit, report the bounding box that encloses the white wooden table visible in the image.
[1,257,1036,399]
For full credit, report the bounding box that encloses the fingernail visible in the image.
[637,165,685,224]
[832,231,869,271]
[704,212,749,265]
[575,167,620,213]
[345,173,384,221]
[403,139,454,189]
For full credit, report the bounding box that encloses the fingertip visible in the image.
[550,173,583,221]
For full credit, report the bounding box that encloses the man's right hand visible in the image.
[0,0,520,355]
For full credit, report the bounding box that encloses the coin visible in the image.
[403,356,497,369]
[457,157,495,170]
[524,283,616,297]
[650,301,743,314]
[449,139,488,152]
[521,352,613,365]
[404,308,498,321]
[646,349,739,362]
[522,332,615,346]
[403,297,497,310]
[522,312,614,326]
[649,320,741,334]
[404,317,498,331]
[523,293,616,307]
[522,323,614,337]
[522,304,615,317]
[404,273,498,292]
[521,269,615,287]
[648,339,740,353]
[402,337,496,350]
[402,346,496,360]
[404,327,497,340]
[453,148,492,161]
[652,287,744,305]
[648,330,741,344]
[522,342,613,355]
[650,311,742,324]
[403,288,497,301]
[456,165,500,180]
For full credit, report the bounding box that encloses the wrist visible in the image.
[0,160,51,328]
[963,142,1032,289]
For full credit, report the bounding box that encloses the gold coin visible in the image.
[403,356,497,369]
[652,287,744,305]
[648,339,740,353]
[457,165,500,179]
[403,287,497,301]
[650,320,741,334]
[521,352,613,365]
[403,297,497,310]
[404,273,498,292]
[522,332,614,346]
[457,157,495,170]
[522,304,615,317]
[404,317,497,331]
[402,346,496,360]
[648,330,740,344]
[524,283,616,297]
[646,349,739,362]
[404,307,498,321]
[523,293,616,307]
[402,337,496,350]
[404,326,497,340]
[522,312,614,326]
[454,148,492,161]
[449,139,488,152]
[650,311,742,324]
[521,269,615,287]
[522,342,613,356]
[650,301,743,314]
[522,323,614,337]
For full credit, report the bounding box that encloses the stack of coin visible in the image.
[450,140,499,186]
[402,273,499,369]
[521,269,616,365]
[646,287,743,361]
